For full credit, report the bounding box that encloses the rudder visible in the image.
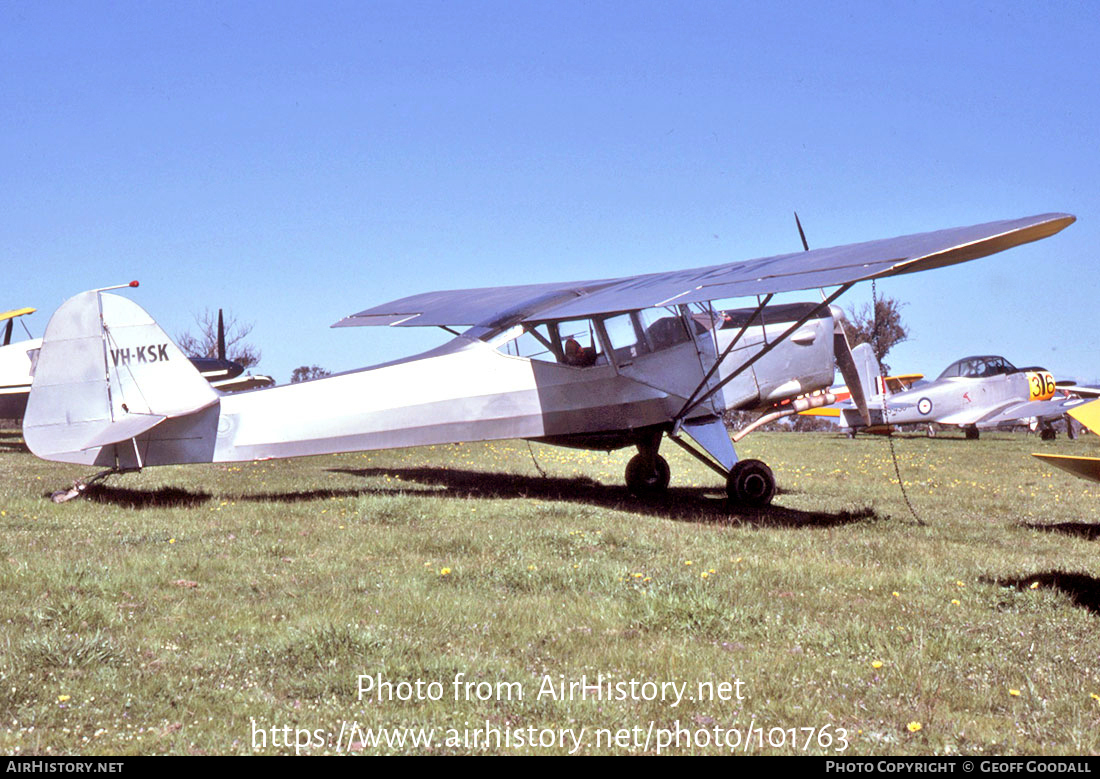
[24,290,219,465]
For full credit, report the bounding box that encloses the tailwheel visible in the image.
[625,453,670,498]
[49,466,132,503]
[726,459,776,507]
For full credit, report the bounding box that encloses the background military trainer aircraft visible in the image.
[23,213,1074,505]
[818,348,1088,439]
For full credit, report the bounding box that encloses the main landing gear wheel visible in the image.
[1040,427,1056,441]
[965,427,980,440]
[726,459,776,507]
[625,454,670,498]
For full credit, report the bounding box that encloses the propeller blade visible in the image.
[217,309,226,361]
[794,211,810,252]
[834,319,872,427]
[797,211,872,426]
[2,319,11,347]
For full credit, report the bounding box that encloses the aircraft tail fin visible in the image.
[851,342,884,402]
[24,289,219,465]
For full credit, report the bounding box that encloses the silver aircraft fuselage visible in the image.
[25,292,835,470]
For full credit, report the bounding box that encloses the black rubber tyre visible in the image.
[725,459,776,507]
[625,454,671,497]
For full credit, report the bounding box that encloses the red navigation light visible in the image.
[129,280,140,287]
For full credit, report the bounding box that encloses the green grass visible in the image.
[1,427,1099,755]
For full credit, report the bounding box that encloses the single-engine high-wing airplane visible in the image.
[823,347,1089,439]
[1,303,270,421]
[23,213,1074,505]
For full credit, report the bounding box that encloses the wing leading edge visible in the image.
[333,213,1074,329]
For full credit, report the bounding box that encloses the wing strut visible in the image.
[676,294,774,419]
[677,283,854,422]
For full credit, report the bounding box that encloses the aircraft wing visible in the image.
[1031,399,1100,482]
[334,213,1074,328]
[1056,382,1100,398]
[971,396,1092,429]
[0,307,35,322]
[885,374,923,393]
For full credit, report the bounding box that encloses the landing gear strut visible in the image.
[725,459,776,507]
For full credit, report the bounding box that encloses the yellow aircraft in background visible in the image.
[1033,400,1100,482]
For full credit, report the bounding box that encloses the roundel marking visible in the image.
[917,397,933,416]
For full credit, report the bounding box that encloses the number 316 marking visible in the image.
[1029,372,1056,401]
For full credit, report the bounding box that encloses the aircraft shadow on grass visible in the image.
[1021,521,1100,542]
[990,572,1100,615]
[80,485,214,509]
[67,468,881,529]
[76,484,373,509]
[327,466,882,529]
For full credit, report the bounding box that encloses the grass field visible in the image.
[1,426,1099,755]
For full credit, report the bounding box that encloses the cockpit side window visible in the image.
[600,312,648,364]
[937,360,963,380]
[639,308,690,352]
[556,319,602,367]
[496,323,558,363]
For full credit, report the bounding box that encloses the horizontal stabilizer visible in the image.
[81,413,167,451]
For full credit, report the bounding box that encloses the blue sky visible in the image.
[3,0,1098,384]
